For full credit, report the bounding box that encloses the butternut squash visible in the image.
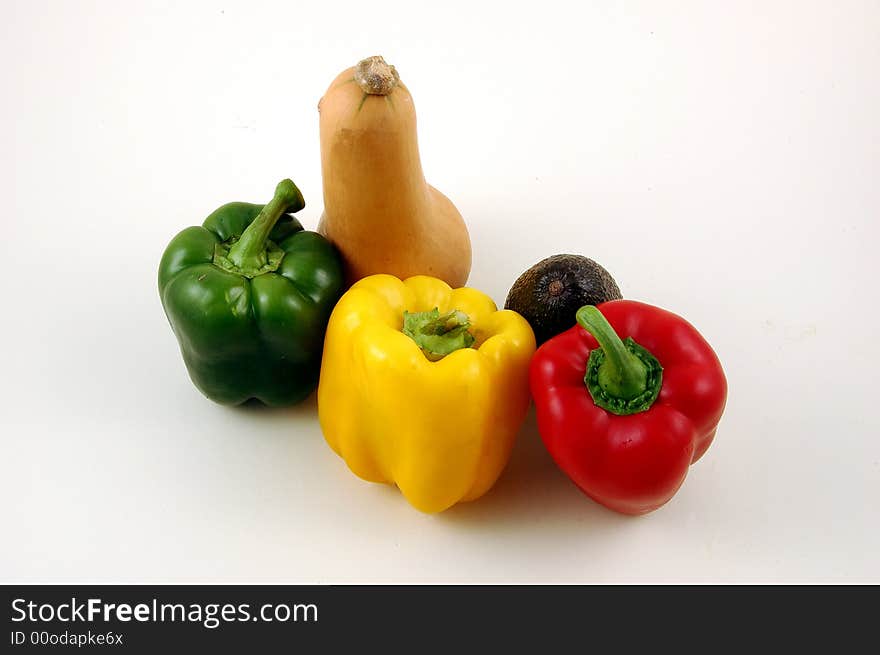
[317,56,472,287]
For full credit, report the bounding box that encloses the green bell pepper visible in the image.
[158,179,344,406]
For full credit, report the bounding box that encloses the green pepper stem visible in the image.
[576,305,648,400]
[227,179,304,269]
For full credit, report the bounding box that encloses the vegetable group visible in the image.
[317,274,535,513]
[317,56,472,287]
[530,301,727,514]
[158,180,344,406]
[156,55,729,517]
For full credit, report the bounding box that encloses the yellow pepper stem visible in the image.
[403,307,475,361]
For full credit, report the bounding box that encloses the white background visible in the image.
[2,0,878,583]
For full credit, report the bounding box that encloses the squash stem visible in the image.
[355,56,399,95]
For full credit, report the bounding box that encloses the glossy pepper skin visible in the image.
[159,180,344,406]
[318,274,536,513]
[530,300,727,515]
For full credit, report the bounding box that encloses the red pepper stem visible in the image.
[577,305,649,401]
[227,179,304,269]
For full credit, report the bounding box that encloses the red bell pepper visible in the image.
[530,300,727,515]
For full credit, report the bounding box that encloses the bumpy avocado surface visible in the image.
[505,254,622,345]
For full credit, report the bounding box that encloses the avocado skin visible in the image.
[504,254,622,345]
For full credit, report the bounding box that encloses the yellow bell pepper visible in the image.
[317,275,536,513]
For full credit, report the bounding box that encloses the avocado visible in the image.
[505,254,622,345]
